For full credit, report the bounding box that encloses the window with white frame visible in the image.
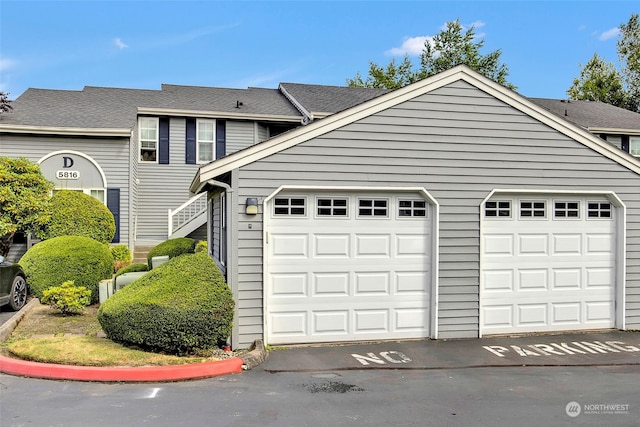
[358,198,389,217]
[398,199,427,217]
[274,197,306,216]
[317,198,348,217]
[631,138,640,157]
[554,201,580,219]
[197,119,215,163]
[587,201,612,218]
[139,117,158,162]
[53,189,106,204]
[519,200,546,218]
[484,200,511,218]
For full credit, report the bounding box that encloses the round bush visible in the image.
[98,252,234,355]
[20,236,114,304]
[114,263,149,278]
[111,244,132,272]
[146,237,196,267]
[39,190,116,244]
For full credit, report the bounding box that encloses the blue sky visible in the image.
[1,1,637,100]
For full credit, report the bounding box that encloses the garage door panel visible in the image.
[271,234,308,258]
[313,273,349,296]
[271,273,307,296]
[481,195,617,335]
[518,234,549,255]
[355,234,391,257]
[267,191,432,344]
[313,234,350,257]
[354,272,390,295]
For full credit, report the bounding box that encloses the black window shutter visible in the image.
[186,118,197,164]
[621,135,629,153]
[216,120,226,159]
[107,188,120,243]
[158,117,170,164]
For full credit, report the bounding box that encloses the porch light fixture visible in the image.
[245,197,258,215]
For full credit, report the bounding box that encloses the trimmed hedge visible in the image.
[20,235,114,304]
[114,263,149,278]
[38,190,116,244]
[146,237,196,268]
[98,252,234,355]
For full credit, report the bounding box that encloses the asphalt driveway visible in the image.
[261,331,640,372]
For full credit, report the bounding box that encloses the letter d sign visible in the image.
[63,156,74,168]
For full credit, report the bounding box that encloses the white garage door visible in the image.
[481,195,617,335]
[266,191,433,345]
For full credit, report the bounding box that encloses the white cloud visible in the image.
[386,36,433,56]
[388,20,487,56]
[599,27,620,41]
[114,38,129,49]
[0,58,17,71]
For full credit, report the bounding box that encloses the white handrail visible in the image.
[168,192,208,236]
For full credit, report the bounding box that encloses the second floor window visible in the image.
[631,138,640,158]
[139,117,158,162]
[197,119,215,163]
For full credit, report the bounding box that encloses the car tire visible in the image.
[8,275,27,311]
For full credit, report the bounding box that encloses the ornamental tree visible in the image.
[0,157,54,257]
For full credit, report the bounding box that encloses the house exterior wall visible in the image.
[0,133,132,247]
[229,80,640,347]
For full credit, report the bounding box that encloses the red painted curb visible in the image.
[0,354,244,382]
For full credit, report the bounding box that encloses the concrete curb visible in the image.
[0,301,263,382]
[241,339,269,370]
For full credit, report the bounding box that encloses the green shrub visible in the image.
[38,190,116,244]
[111,244,132,272]
[194,240,207,253]
[98,252,234,355]
[114,263,149,278]
[146,237,196,268]
[20,235,114,304]
[41,281,91,315]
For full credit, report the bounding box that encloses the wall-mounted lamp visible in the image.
[245,197,258,215]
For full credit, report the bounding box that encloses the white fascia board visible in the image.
[198,68,465,183]
[137,107,303,123]
[588,127,640,136]
[0,124,131,137]
[458,72,640,175]
[196,64,640,184]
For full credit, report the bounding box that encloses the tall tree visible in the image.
[568,13,640,112]
[0,157,54,257]
[0,92,12,115]
[347,20,516,90]
[567,53,627,106]
[617,13,640,111]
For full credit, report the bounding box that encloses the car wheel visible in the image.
[8,275,27,311]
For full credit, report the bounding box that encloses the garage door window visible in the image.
[398,199,427,217]
[554,201,580,219]
[317,198,348,217]
[358,198,388,218]
[587,202,612,218]
[484,200,511,218]
[519,200,546,219]
[274,197,306,216]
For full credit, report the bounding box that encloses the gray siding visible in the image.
[0,134,132,247]
[226,121,256,155]
[136,117,202,240]
[231,80,640,347]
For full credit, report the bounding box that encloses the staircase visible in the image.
[168,192,208,239]
[132,244,156,265]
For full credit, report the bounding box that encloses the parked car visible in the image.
[0,255,28,311]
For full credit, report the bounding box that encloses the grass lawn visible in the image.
[1,302,237,367]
